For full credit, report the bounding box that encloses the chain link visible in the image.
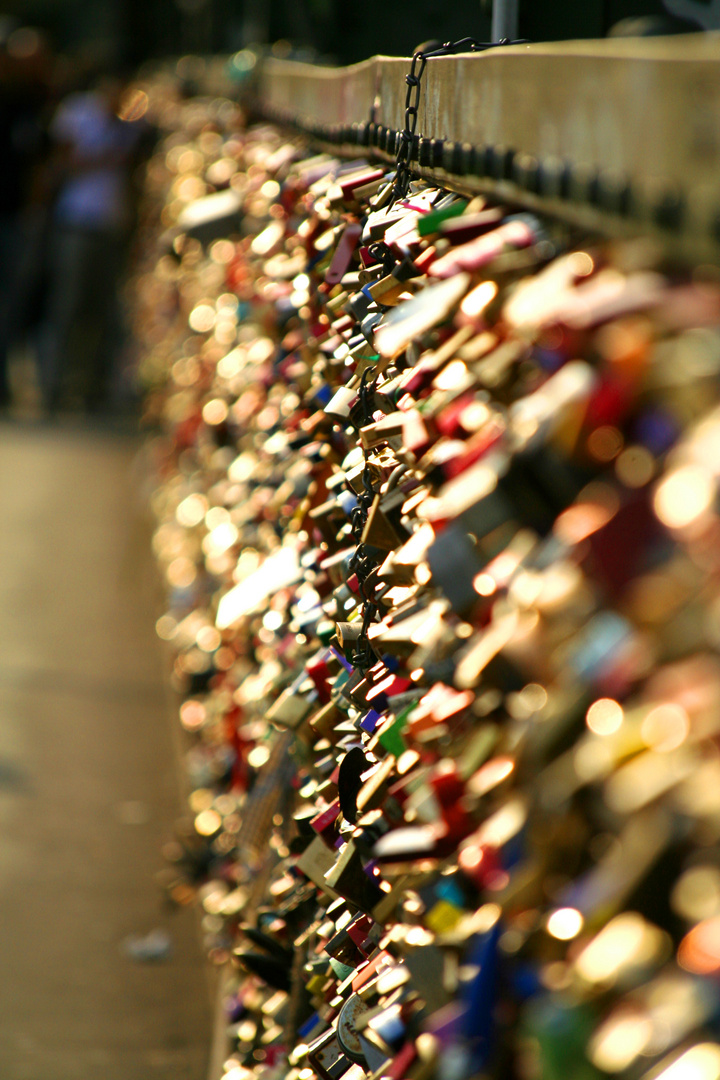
[391,50,427,207]
[343,368,385,670]
[389,36,529,206]
[351,33,527,665]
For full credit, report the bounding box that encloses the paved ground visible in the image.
[0,420,212,1080]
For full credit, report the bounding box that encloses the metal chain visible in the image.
[349,549,382,670]
[348,366,378,543]
[391,49,427,207]
[389,36,529,206]
[367,240,396,275]
[345,368,385,670]
[349,34,527,664]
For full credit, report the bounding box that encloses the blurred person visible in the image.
[0,23,54,409]
[36,72,144,414]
